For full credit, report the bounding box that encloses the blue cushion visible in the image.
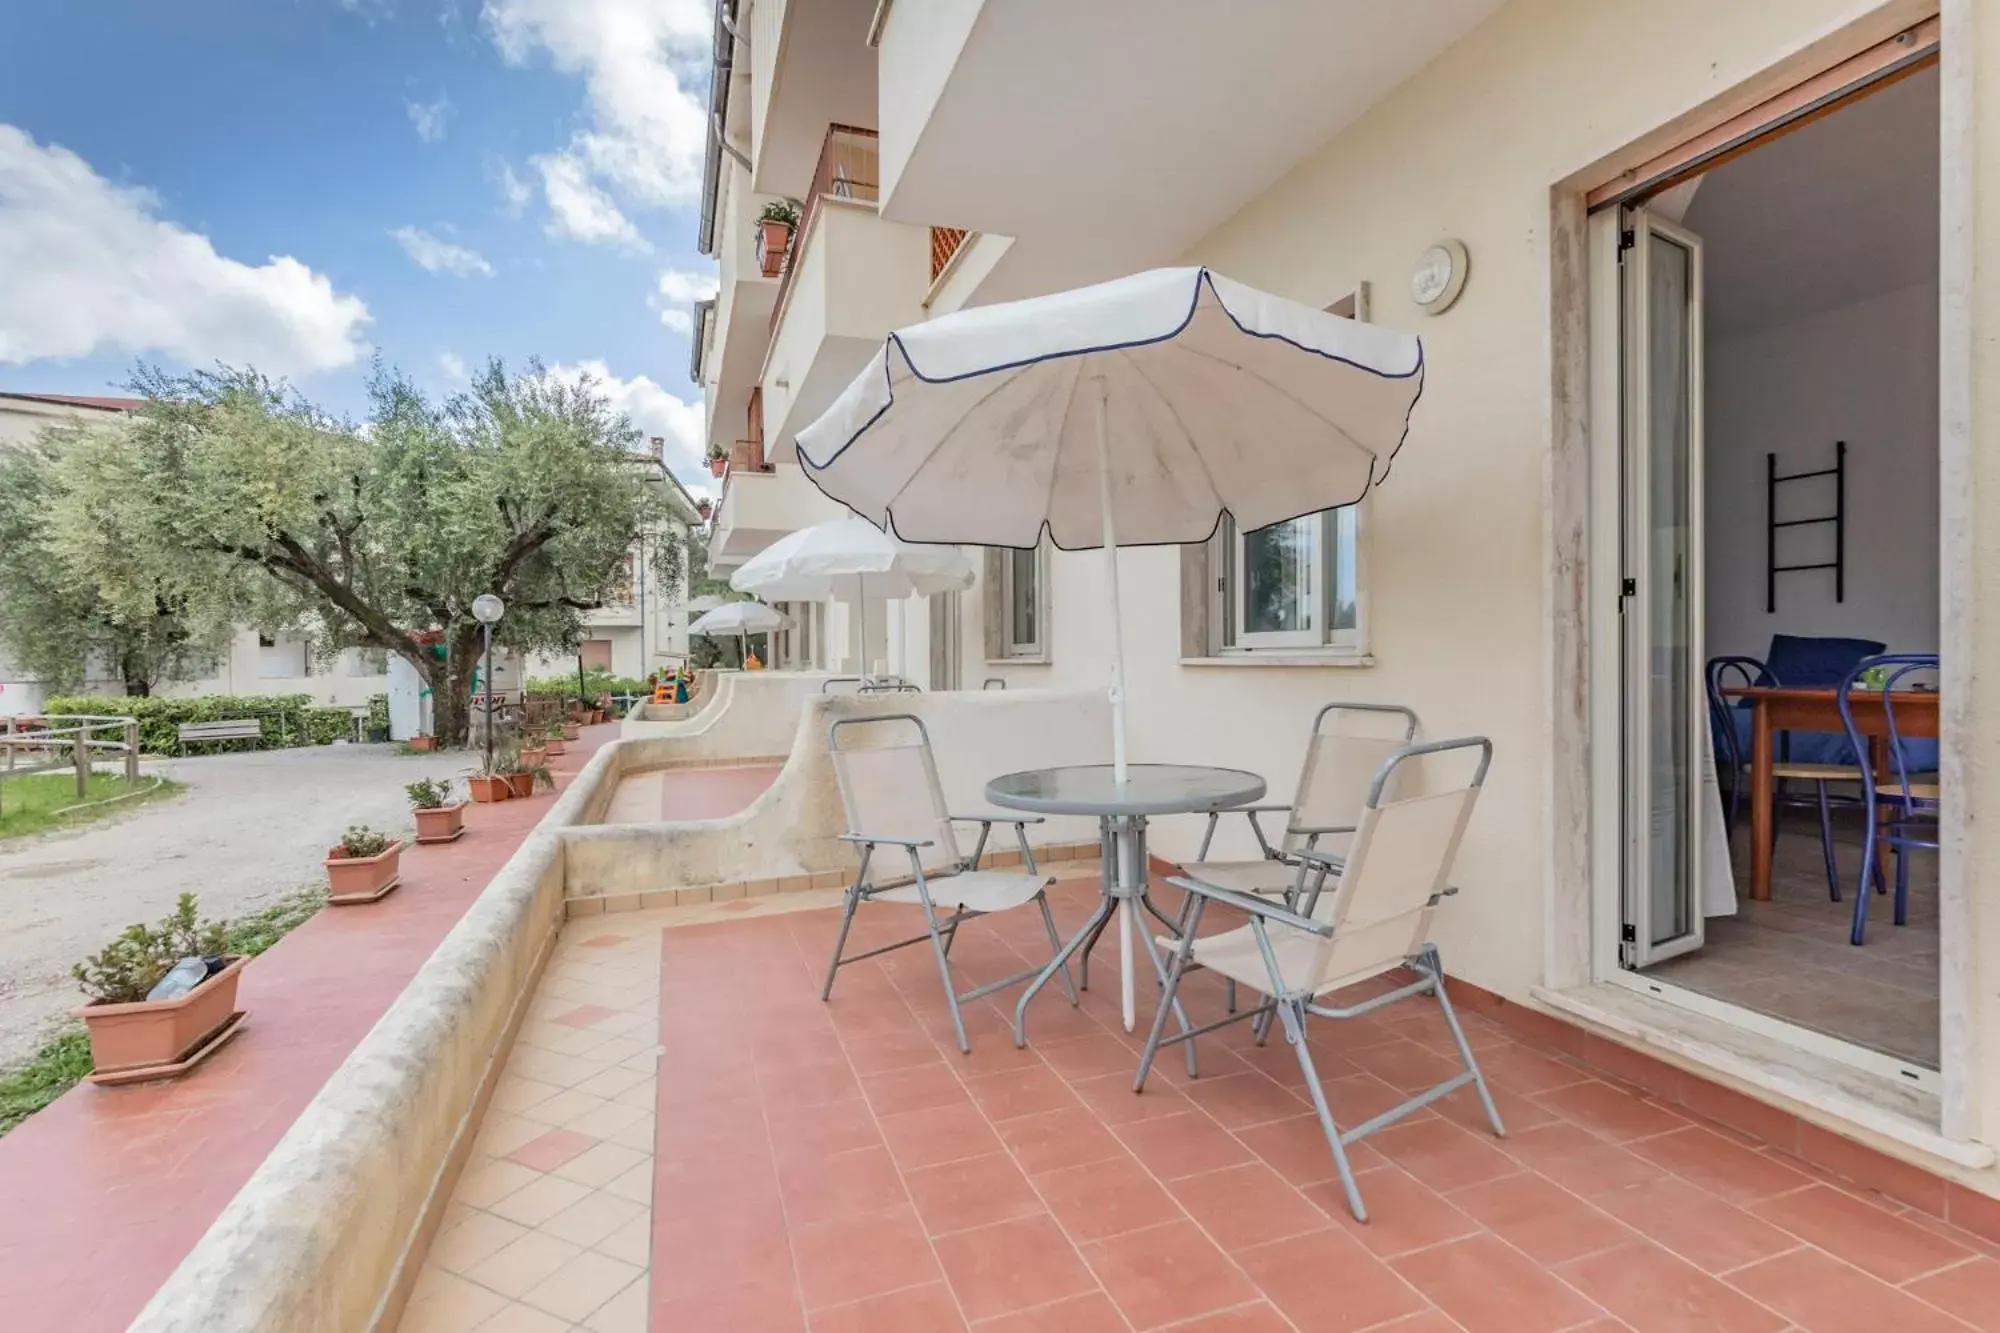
[1764,634,1885,688]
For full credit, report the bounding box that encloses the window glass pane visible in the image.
[1331,506,1357,632]
[1241,516,1318,635]
[1008,547,1038,647]
[1645,232,1695,945]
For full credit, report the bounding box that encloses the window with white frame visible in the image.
[985,542,1048,661]
[1183,285,1373,659]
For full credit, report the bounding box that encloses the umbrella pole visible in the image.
[1092,377,1138,1031]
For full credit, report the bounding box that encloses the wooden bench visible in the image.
[177,719,263,755]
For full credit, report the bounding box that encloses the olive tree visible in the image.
[49,361,688,745]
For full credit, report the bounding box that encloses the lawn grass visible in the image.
[0,771,183,842]
[0,885,328,1137]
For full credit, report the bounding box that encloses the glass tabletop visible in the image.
[984,764,1267,817]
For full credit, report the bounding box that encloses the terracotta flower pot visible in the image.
[77,955,248,1079]
[503,771,535,799]
[758,219,793,277]
[324,838,404,904]
[709,456,727,478]
[468,775,510,804]
[407,735,436,752]
[413,802,466,844]
[521,745,547,770]
[545,736,566,757]
[561,721,580,741]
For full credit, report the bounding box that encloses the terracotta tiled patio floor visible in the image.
[418,876,2000,1332]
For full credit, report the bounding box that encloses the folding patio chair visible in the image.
[1138,736,1503,1223]
[821,714,1076,1052]
[1183,703,1421,905]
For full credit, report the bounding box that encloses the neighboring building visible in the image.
[691,1,2000,1209]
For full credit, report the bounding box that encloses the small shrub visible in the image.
[72,893,229,1005]
[406,778,453,810]
[526,764,556,793]
[42,694,354,755]
[759,198,800,228]
[477,741,522,779]
[336,825,393,859]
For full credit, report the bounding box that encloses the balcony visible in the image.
[875,0,1508,303]
[759,125,932,454]
[706,444,846,572]
[747,0,879,199]
[700,151,781,466]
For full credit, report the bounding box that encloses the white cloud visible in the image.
[0,125,369,375]
[493,160,532,217]
[545,359,705,485]
[438,350,469,381]
[653,266,717,334]
[407,93,453,143]
[484,0,710,245]
[533,153,646,250]
[391,225,495,277]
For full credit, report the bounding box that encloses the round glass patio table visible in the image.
[986,764,1265,1043]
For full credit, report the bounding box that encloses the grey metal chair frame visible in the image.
[820,713,1076,1052]
[1137,737,1504,1223]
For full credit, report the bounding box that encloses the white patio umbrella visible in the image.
[795,266,1425,1026]
[730,517,974,681]
[688,600,790,668]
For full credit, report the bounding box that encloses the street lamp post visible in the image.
[472,594,506,774]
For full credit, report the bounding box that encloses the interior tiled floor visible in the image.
[409,875,2000,1332]
[1647,811,1939,1068]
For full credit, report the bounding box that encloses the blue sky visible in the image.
[0,0,718,491]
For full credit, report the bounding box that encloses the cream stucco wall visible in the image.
[953,0,1938,1016]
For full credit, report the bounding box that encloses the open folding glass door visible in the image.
[1621,207,1708,967]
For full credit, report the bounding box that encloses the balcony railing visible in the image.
[770,124,880,333]
[930,227,969,282]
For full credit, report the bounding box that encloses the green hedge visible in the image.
[41,694,356,755]
[524,669,649,700]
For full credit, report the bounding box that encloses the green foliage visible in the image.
[72,893,230,1004]
[223,887,326,958]
[40,693,350,754]
[479,740,522,779]
[365,693,391,738]
[32,361,697,747]
[405,777,453,809]
[0,773,183,841]
[337,824,393,858]
[0,1030,94,1137]
[0,428,231,694]
[524,668,646,699]
[758,199,800,228]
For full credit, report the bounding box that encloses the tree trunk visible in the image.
[120,651,152,698]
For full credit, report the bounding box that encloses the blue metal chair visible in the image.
[1837,654,1940,946]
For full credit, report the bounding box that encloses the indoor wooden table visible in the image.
[1721,686,1939,901]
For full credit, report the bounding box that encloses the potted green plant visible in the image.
[756,199,800,277]
[407,777,466,844]
[543,719,567,758]
[561,713,581,741]
[707,441,728,479]
[407,734,437,753]
[72,894,247,1084]
[520,736,548,771]
[323,823,404,904]
[469,743,518,804]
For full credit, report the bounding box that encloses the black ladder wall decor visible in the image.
[1766,440,1846,614]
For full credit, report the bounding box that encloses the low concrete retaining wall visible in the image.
[617,669,829,749]
[565,688,1112,908]
[131,686,1113,1332]
[621,668,723,724]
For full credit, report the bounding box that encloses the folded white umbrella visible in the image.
[689,600,790,667]
[731,518,974,680]
[796,266,1424,1028]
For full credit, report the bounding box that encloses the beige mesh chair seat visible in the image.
[1183,704,1419,909]
[822,713,1075,1052]
[1138,736,1502,1225]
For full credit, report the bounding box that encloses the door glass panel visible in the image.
[1331,506,1357,632]
[1007,547,1038,648]
[1644,232,1695,947]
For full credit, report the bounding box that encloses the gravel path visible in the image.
[0,744,472,1068]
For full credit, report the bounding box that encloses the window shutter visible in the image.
[1179,543,1210,658]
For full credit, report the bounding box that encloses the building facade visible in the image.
[691,0,2000,1212]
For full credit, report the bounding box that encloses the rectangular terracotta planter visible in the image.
[413,802,466,844]
[406,735,437,752]
[77,955,247,1077]
[324,838,404,904]
[521,745,547,770]
[545,737,566,758]
[468,776,510,804]
[502,771,535,799]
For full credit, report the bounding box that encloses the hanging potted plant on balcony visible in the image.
[707,441,728,478]
[72,894,247,1085]
[407,777,466,844]
[756,199,800,278]
[324,824,405,904]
